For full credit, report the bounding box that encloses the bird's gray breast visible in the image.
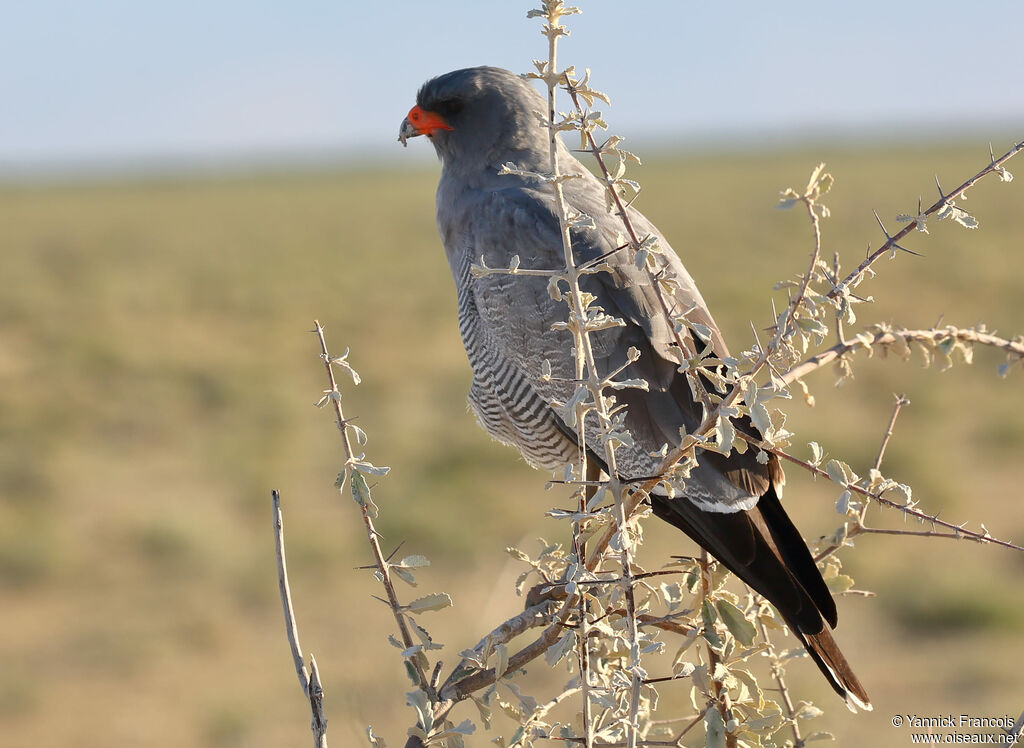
[453,253,578,470]
[437,179,760,513]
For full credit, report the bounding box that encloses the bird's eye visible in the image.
[437,98,463,117]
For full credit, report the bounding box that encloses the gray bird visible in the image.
[399,66,870,711]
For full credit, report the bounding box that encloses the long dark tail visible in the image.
[651,486,872,711]
[797,625,872,711]
[758,488,872,711]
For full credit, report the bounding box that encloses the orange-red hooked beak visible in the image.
[398,105,454,146]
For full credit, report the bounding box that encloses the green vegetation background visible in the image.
[1,142,1021,746]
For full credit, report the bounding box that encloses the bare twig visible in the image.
[675,704,715,744]
[873,394,909,472]
[307,656,328,747]
[522,686,584,744]
[772,168,829,354]
[272,490,328,748]
[550,704,714,746]
[577,465,598,748]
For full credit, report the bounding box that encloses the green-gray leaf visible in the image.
[397,555,430,569]
[406,688,432,733]
[544,630,575,667]
[715,599,756,646]
[392,567,417,587]
[406,593,453,614]
[824,459,850,486]
[701,599,722,648]
[704,704,727,748]
[750,402,773,439]
[350,472,378,518]
[367,725,388,748]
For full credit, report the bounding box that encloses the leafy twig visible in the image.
[312,321,432,695]
[700,551,737,748]
[782,324,1024,386]
[534,3,642,745]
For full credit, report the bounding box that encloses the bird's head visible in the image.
[398,66,548,169]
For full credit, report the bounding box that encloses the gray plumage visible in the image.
[400,66,870,711]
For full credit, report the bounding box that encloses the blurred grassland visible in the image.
[1,141,1022,747]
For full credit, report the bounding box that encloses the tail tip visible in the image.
[843,690,873,713]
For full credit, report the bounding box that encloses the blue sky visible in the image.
[2,0,1022,173]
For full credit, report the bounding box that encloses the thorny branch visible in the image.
[829,140,1024,300]
[731,430,1024,554]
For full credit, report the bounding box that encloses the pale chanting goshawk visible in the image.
[399,66,870,711]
